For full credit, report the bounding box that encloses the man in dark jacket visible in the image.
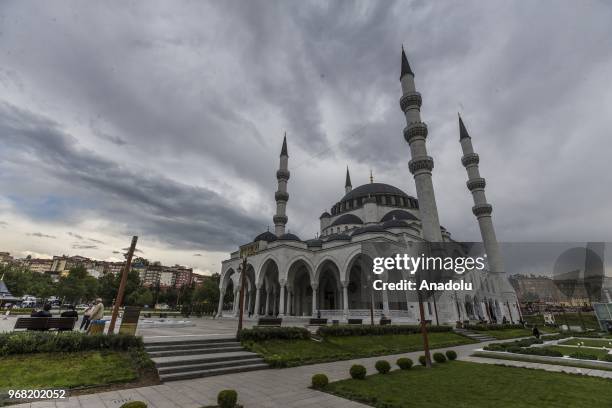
[60,304,78,318]
[31,303,52,317]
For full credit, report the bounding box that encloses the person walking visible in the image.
[532,325,541,339]
[87,298,105,334]
[80,304,93,331]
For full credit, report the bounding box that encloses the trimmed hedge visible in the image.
[569,351,599,360]
[599,354,612,362]
[311,374,329,389]
[484,338,543,352]
[218,389,238,408]
[120,402,147,408]
[317,324,452,337]
[445,350,457,360]
[0,332,143,356]
[375,360,391,374]
[350,364,366,380]
[464,324,525,331]
[396,357,413,370]
[418,355,427,366]
[513,347,563,357]
[238,327,310,342]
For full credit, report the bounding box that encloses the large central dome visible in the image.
[341,183,411,201]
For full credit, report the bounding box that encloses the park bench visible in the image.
[257,317,282,327]
[13,317,77,331]
[347,318,363,324]
[309,318,328,325]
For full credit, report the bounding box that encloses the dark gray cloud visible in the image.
[0,1,611,270]
[28,232,56,239]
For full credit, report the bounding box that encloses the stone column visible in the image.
[216,286,225,317]
[279,281,286,316]
[287,287,293,316]
[254,285,262,317]
[311,283,318,317]
[264,289,270,316]
[273,290,278,316]
[342,281,349,318]
[233,289,239,316]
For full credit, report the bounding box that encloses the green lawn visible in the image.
[323,361,612,407]
[559,338,612,348]
[546,345,610,359]
[476,328,534,339]
[245,332,474,367]
[473,351,612,372]
[0,351,139,389]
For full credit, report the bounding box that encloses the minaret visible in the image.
[274,133,289,236]
[459,115,516,317]
[345,167,352,194]
[458,115,503,273]
[399,47,443,241]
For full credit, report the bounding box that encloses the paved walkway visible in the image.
[11,337,612,407]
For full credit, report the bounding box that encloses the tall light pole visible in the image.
[108,236,138,334]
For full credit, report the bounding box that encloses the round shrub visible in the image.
[311,374,329,389]
[350,364,366,380]
[396,357,413,370]
[120,402,147,408]
[217,389,238,408]
[569,352,599,361]
[375,360,391,374]
[433,353,447,363]
[418,355,427,366]
[445,350,457,361]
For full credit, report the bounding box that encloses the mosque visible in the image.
[216,49,521,324]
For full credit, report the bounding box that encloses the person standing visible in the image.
[89,298,104,321]
[80,304,93,331]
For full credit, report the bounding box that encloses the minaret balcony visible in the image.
[461,153,480,167]
[276,169,290,180]
[399,92,422,112]
[467,178,486,191]
[403,122,428,143]
[472,203,493,217]
[408,156,434,175]
[275,191,289,201]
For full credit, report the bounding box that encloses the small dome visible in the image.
[278,233,301,241]
[382,219,410,229]
[351,225,386,236]
[253,231,277,242]
[319,211,331,219]
[380,209,418,222]
[331,213,363,227]
[306,239,323,247]
[325,233,351,242]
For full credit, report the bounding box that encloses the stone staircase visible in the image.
[145,337,268,382]
[454,328,496,342]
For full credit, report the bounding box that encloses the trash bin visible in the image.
[88,319,106,335]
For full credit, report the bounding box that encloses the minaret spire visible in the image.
[274,133,290,236]
[369,169,374,183]
[400,45,414,79]
[345,166,352,194]
[458,115,517,321]
[399,46,442,242]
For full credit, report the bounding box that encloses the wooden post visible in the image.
[417,288,432,368]
[108,236,138,334]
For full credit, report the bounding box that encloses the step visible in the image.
[157,357,265,374]
[153,351,260,368]
[144,337,237,346]
[147,345,244,358]
[159,363,269,382]
[145,341,240,352]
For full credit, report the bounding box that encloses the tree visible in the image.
[127,287,154,306]
[57,266,99,304]
[1,264,57,298]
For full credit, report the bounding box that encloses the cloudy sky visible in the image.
[1,1,611,275]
